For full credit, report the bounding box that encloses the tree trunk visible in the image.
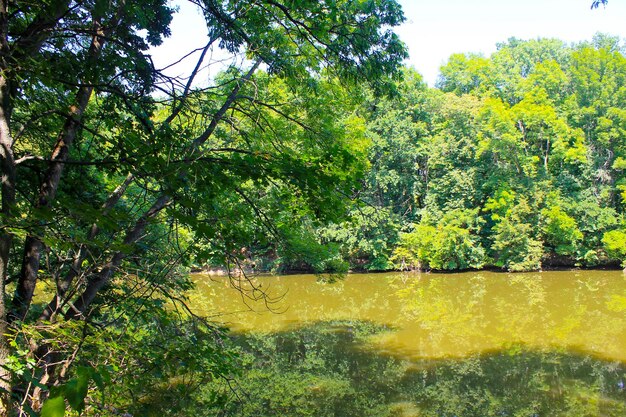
[39,173,135,322]
[66,194,172,319]
[0,1,15,413]
[11,19,106,321]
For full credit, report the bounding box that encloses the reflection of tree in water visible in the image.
[404,349,625,417]
[205,320,626,417]
[192,272,625,363]
[387,272,625,361]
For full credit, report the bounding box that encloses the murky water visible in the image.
[191,270,626,416]
[191,270,626,362]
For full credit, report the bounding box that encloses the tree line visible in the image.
[268,34,626,274]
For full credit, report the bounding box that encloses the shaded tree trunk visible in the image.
[11,18,107,321]
[39,173,135,322]
[0,0,15,413]
[66,194,172,319]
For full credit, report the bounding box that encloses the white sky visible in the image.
[150,0,626,87]
[397,0,626,85]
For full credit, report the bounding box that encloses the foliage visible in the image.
[490,200,544,272]
[541,204,583,257]
[603,228,626,266]
[41,367,105,417]
[325,35,626,272]
[319,206,401,271]
[0,0,407,415]
[393,209,485,271]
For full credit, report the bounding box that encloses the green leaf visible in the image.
[92,368,107,404]
[93,0,109,18]
[64,368,90,413]
[40,396,65,417]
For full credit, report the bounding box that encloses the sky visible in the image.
[396,0,626,85]
[150,0,626,87]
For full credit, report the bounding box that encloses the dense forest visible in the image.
[0,0,623,415]
[251,34,626,274]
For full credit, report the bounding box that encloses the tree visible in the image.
[393,209,485,271]
[0,0,407,414]
[603,227,626,266]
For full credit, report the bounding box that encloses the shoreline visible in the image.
[191,264,626,276]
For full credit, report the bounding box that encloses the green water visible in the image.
[192,271,626,416]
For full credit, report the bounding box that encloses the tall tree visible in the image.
[0,0,407,414]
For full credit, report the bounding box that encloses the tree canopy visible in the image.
[0,0,406,415]
[288,35,625,274]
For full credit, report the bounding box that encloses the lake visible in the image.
[192,270,626,416]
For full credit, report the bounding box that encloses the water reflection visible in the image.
[191,271,626,362]
[192,271,626,416]
[206,321,626,417]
